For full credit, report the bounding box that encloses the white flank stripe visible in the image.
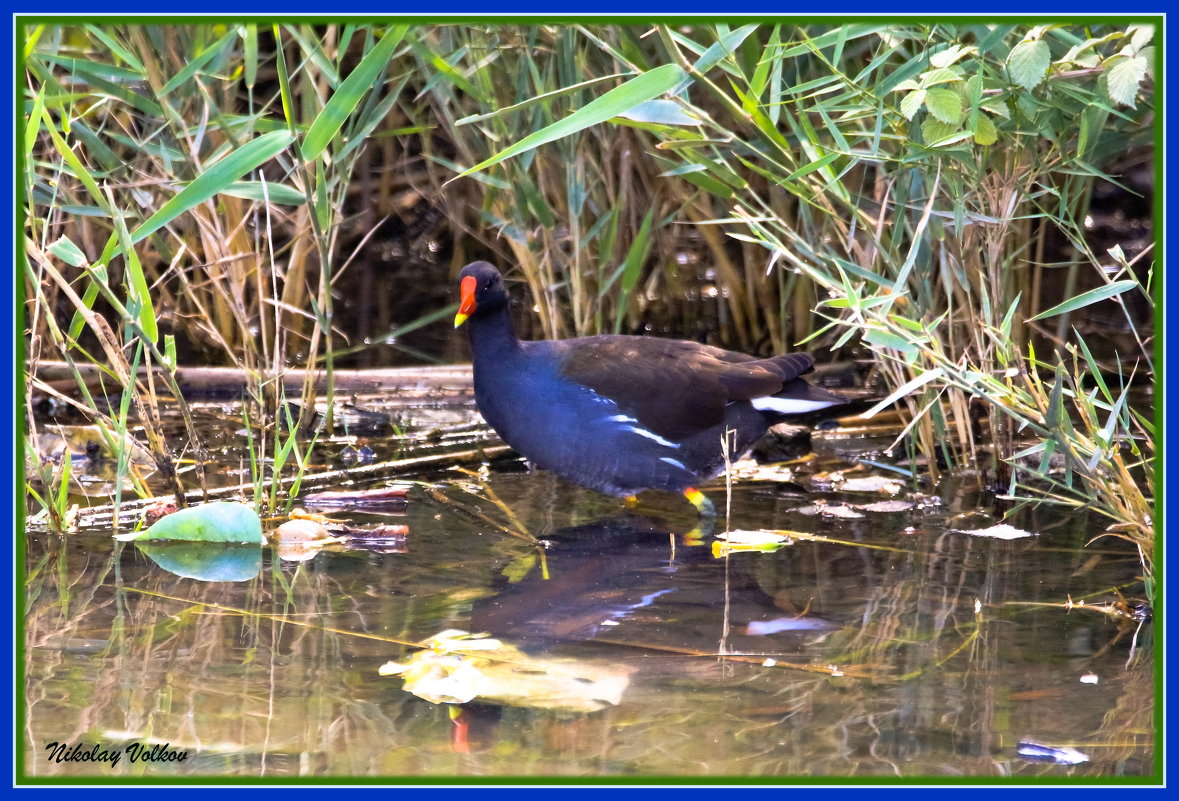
[622,424,681,449]
[660,456,688,471]
[751,396,840,414]
[605,414,639,423]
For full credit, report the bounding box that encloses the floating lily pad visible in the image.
[115,501,264,544]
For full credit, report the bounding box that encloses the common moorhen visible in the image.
[454,261,845,515]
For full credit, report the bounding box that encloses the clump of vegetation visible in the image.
[426,23,1155,587]
[22,22,1154,591]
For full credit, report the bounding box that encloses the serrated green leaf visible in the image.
[1107,56,1148,108]
[1139,46,1155,79]
[900,89,925,120]
[930,44,977,69]
[1058,32,1121,66]
[920,67,963,88]
[1129,24,1154,52]
[981,96,1011,119]
[892,79,921,92]
[921,117,961,145]
[924,87,963,124]
[971,113,998,145]
[1007,39,1051,89]
[1027,280,1139,321]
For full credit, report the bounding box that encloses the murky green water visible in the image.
[22,406,1154,780]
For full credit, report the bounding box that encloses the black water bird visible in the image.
[454,261,845,515]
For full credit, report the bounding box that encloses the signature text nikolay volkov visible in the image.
[44,741,188,768]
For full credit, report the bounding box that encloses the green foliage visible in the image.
[1007,35,1050,89]
[23,23,412,520]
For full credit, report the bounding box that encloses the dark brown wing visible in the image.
[553,335,815,440]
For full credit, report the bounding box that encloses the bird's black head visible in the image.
[454,261,508,327]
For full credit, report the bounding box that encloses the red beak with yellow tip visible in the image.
[454,275,477,327]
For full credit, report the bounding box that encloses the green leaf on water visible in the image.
[1007,39,1050,89]
[1027,280,1138,321]
[115,501,265,544]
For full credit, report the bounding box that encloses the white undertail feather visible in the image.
[750,396,840,414]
